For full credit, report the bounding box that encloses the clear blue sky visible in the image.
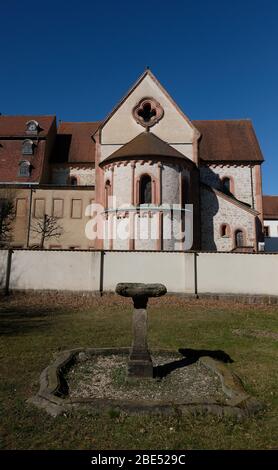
[0,0,277,194]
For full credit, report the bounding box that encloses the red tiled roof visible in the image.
[193,120,264,163]
[0,115,265,177]
[0,115,56,137]
[53,122,100,163]
[0,115,56,183]
[263,196,278,220]
[47,118,265,165]
[100,120,264,165]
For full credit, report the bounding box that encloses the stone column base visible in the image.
[127,359,153,378]
[128,348,153,378]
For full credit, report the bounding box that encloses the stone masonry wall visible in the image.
[200,164,254,207]
[51,167,95,186]
[113,165,132,207]
[201,186,255,251]
[161,163,180,205]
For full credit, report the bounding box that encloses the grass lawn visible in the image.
[0,292,277,450]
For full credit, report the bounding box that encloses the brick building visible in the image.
[263,196,278,252]
[0,70,267,251]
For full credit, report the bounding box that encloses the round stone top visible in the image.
[116,283,167,298]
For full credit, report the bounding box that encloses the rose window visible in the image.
[132,97,164,128]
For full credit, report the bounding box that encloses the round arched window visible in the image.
[221,224,230,237]
[222,177,231,194]
[105,180,112,209]
[25,120,39,135]
[140,175,152,204]
[18,161,31,177]
[22,139,34,155]
[235,230,244,247]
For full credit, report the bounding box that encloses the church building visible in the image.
[0,70,265,251]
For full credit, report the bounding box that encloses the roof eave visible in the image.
[99,153,196,168]
[264,216,278,221]
[92,69,200,141]
[202,182,259,215]
[200,158,264,164]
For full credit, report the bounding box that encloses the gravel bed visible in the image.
[66,354,228,404]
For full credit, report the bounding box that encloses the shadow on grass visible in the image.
[153,348,234,379]
[0,303,68,336]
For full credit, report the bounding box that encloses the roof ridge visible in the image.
[0,114,56,117]
[59,121,101,124]
[192,119,252,122]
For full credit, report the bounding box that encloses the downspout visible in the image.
[26,186,34,248]
[250,165,255,209]
[250,165,257,251]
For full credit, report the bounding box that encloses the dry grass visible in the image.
[0,292,277,450]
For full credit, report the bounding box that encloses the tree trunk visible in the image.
[40,215,47,249]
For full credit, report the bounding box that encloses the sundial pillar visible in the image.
[116,283,167,378]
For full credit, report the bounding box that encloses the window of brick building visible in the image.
[26,120,39,135]
[71,199,82,218]
[16,198,27,217]
[52,199,64,218]
[22,139,34,155]
[18,160,31,177]
[34,199,45,218]
[264,226,270,237]
[88,198,95,217]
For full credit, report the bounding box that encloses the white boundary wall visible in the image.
[197,253,278,295]
[103,252,195,293]
[0,250,278,296]
[9,250,101,292]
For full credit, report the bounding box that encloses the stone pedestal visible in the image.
[129,300,153,378]
[115,283,167,379]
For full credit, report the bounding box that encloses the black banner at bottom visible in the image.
[0,450,276,468]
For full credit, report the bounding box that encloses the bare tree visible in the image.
[0,188,16,247]
[31,214,63,249]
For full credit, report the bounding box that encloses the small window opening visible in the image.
[235,229,244,247]
[140,175,152,204]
